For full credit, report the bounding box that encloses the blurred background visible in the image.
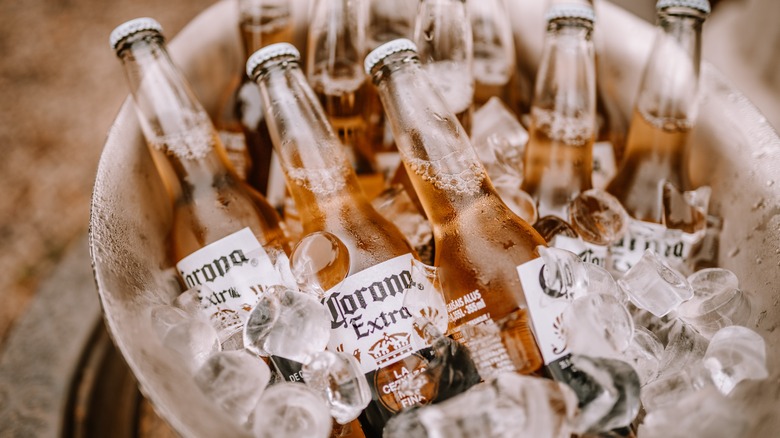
[0,0,777,434]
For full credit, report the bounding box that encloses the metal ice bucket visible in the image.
[90,0,780,435]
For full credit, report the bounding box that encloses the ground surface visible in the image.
[0,0,216,346]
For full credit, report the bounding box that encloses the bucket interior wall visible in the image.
[90,0,780,436]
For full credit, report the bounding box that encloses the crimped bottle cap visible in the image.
[656,0,711,15]
[110,17,163,50]
[545,3,596,23]
[245,42,300,77]
[364,38,418,75]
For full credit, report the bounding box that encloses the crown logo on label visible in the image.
[368,332,413,366]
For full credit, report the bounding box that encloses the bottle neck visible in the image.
[118,31,233,195]
[635,8,704,127]
[522,19,596,219]
[239,0,294,62]
[306,0,365,89]
[253,55,369,224]
[371,51,497,225]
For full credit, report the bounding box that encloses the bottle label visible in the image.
[592,141,617,190]
[176,227,283,339]
[607,219,701,276]
[551,235,608,268]
[517,257,585,364]
[323,253,427,375]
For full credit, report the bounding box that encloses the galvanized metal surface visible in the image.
[87,0,780,436]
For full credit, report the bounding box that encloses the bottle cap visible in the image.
[364,38,418,75]
[246,42,300,77]
[110,17,163,50]
[656,0,711,15]
[545,3,596,23]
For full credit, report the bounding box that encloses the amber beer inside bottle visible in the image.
[368,40,546,376]
[162,131,290,263]
[607,109,690,223]
[605,3,706,224]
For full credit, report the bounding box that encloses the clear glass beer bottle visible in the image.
[247,43,469,434]
[606,0,709,224]
[215,0,293,197]
[110,18,290,339]
[521,3,597,221]
[413,0,475,134]
[366,39,547,378]
[307,0,377,176]
[467,0,516,108]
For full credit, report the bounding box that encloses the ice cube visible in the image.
[657,320,709,380]
[640,364,711,411]
[251,382,332,438]
[150,304,192,339]
[372,185,435,265]
[629,305,678,346]
[172,287,203,317]
[620,326,664,386]
[661,181,710,235]
[702,326,768,395]
[569,355,641,434]
[639,385,749,438]
[402,260,449,334]
[617,250,694,317]
[290,232,350,300]
[162,319,220,372]
[493,177,538,225]
[584,264,625,303]
[193,350,271,424]
[538,246,589,300]
[301,351,372,424]
[562,294,634,360]
[678,268,751,338]
[533,215,578,243]
[384,373,577,438]
[243,286,331,362]
[471,96,528,178]
[568,189,629,246]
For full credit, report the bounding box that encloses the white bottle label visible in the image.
[607,219,702,276]
[592,141,617,190]
[552,235,608,268]
[323,253,427,374]
[517,257,585,365]
[176,227,282,338]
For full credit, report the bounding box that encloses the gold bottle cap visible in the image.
[110,17,163,51]
[364,38,418,76]
[656,0,711,15]
[246,42,300,78]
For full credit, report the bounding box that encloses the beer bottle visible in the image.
[413,0,475,134]
[307,0,377,177]
[605,0,709,273]
[606,0,708,223]
[110,18,289,340]
[366,39,547,378]
[215,0,293,201]
[467,0,516,108]
[247,43,456,435]
[586,0,628,187]
[521,2,597,221]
